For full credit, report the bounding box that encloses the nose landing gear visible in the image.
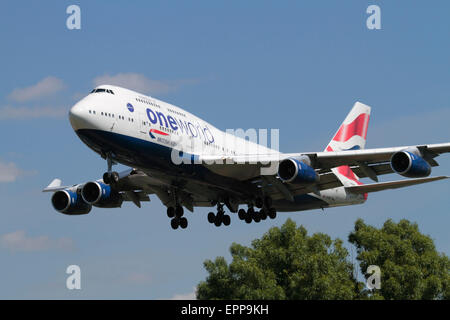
[102,152,119,185]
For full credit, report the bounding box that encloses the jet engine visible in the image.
[51,189,92,215]
[278,158,319,184]
[390,150,431,178]
[81,181,123,208]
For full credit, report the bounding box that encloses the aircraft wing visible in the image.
[302,143,450,171]
[200,142,450,181]
[345,176,449,194]
[42,169,155,207]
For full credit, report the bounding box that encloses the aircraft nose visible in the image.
[69,102,89,131]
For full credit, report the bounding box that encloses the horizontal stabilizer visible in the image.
[345,176,449,194]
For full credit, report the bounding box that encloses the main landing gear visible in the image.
[207,203,231,227]
[237,196,277,224]
[167,205,188,230]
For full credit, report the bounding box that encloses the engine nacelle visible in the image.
[390,150,431,178]
[278,158,319,184]
[81,181,123,208]
[51,189,92,215]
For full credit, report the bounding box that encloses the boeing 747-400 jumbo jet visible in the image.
[43,85,450,230]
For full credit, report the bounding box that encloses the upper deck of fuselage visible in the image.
[70,84,279,158]
[87,84,203,124]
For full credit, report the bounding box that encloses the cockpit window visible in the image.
[91,88,115,95]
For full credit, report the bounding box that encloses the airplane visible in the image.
[43,85,450,230]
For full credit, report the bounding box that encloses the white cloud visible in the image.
[0,230,75,252]
[0,105,67,120]
[171,287,197,300]
[8,76,66,102]
[93,73,171,95]
[123,272,152,285]
[0,160,23,183]
[93,73,198,95]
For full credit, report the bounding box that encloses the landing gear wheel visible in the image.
[207,212,216,224]
[214,218,222,227]
[238,209,246,220]
[167,207,175,218]
[111,171,119,183]
[268,208,277,219]
[102,171,119,185]
[223,215,231,226]
[245,207,255,224]
[103,172,111,184]
[260,208,267,220]
[170,218,179,230]
[253,212,261,223]
[179,217,188,229]
[175,205,184,217]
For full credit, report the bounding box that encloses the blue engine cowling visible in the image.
[51,189,92,215]
[81,181,123,208]
[390,151,431,178]
[278,158,319,184]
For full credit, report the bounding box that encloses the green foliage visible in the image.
[197,217,449,300]
[349,218,450,300]
[197,219,361,299]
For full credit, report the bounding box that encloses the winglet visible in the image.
[48,178,62,188]
[42,178,68,192]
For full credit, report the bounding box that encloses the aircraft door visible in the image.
[137,112,148,138]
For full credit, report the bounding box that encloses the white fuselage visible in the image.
[70,85,278,159]
[69,85,365,211]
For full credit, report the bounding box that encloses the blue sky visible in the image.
[0,0,449,299]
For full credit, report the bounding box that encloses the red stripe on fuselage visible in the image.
[332,113,370,142]
[150,129,169,136]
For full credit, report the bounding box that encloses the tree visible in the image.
[349,218,450,300]
[197,219,362,299]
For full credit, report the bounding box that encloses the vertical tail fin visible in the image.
[325,101,371,152]
[325,102,371,190]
